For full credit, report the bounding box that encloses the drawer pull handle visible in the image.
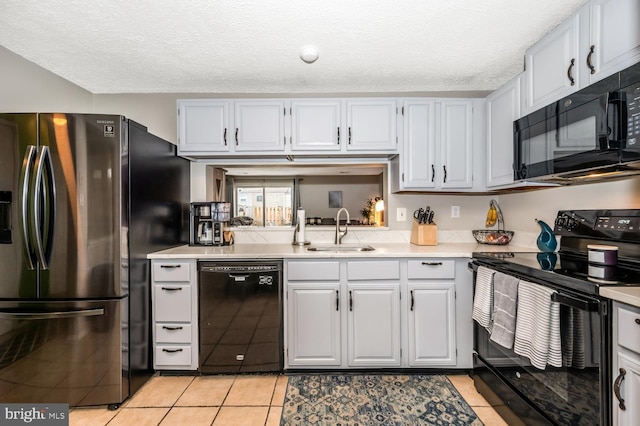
[635,318,640,325]
[161,287,183,291]
[160,264,181,269]
[410,290,415,311]
[336,290,340,311]
[349,290,353,311]
[614,368,626,411]
[162,326,184,331]
[422,262,443,266]
[162,348,184,353]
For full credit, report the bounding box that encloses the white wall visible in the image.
[0,46,93,112]
[4,44,640,237]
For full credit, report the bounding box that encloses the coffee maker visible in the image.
[190,202,230,246]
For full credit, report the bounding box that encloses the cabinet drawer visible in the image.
[618,305,640,354]
[347,260,400,280]
[153,261,191,282]
[407,260,455,279]
[154,285,191,322]
[288,261,340,281]
[155,345,192,367]
[155,323,192,344]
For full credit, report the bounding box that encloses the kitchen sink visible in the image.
[307,244,375,252]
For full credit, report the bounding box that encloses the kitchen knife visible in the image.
[427,210,434,224]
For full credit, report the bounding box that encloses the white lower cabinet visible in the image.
[407,283,455,366]
[347,284,401,367]
[613,302,640,425]
[284,257,470,370]
[286,283,341,366]
[151,259,198,370]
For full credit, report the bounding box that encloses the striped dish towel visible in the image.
[489,272,519,349]
[514,280,562,370]
[472,266,496,331]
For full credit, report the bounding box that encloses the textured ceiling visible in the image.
[0,0,586,94]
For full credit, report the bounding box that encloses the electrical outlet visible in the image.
[451,206,460,218]
[397,208,407,222]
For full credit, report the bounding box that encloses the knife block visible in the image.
[410,222,437,246]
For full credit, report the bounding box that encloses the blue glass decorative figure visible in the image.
[536,219,557,252]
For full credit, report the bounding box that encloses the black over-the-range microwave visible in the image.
[514,61,640,183]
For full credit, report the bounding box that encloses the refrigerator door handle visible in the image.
[0,307,105,320]
[20,145,37,270]
[33,146,56,269]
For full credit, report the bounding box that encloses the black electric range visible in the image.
[471,209,640,426]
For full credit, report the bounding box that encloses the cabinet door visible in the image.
[486,75,522,187]
[407,283,456,366]
[525,14,581,113]
[347,284,401,367]
[614,352,640,426]
[177,100,231,153]
[346,99,397,151]
[291,100,341,151]
[234,100,286,151]
[402,100,436,189]
[589,0,640,84]
[286,284,341,366]
[439,101,473,189]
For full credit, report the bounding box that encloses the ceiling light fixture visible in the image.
[299,45,319,64]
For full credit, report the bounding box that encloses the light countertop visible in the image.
[600,287,640,309]
[147,242,532,259]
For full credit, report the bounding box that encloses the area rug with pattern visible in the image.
[280,374,484,425]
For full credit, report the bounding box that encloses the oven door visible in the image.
[471,263,610,425]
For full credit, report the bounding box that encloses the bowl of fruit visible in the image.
[472,200,514,245]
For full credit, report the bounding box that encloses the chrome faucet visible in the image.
[335,208,350,244]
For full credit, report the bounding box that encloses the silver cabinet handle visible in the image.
[162,348,184,353]
[223,128,227,146]
[431,165,435,182]
[348,127,352,144]
[160,264,181,269]
[443,165,447,183]
[422,262,443,266]
[410,290,415,311]
[161,287,183,291]
[337,127,340,145]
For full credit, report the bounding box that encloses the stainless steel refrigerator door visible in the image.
[0,113,39,299]
[38,114,126,299]
[0,299,127,406]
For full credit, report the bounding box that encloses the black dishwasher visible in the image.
[198,260,282,373]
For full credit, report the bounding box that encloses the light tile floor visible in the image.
[69,374,507,426]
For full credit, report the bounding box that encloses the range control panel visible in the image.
[554,209,640,241]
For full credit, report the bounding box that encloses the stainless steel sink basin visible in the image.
[307,244,375,252]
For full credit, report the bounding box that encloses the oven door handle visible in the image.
[551,292,600,312]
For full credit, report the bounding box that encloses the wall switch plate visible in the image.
[451,206,460,218]
[397,208,407,221]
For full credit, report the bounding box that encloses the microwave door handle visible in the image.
[20,145,37,270]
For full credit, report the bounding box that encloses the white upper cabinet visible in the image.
[439,100,473,189]
[346,99,398,151]
[392,99,474,192]
[290,100,341,151]
[589,0,640,84]
[234,100,286,151]
[177,100,232,153]
[486,74,523,188]
[525,0,640,113]
[401,100,437,189]
[525,12,583,113]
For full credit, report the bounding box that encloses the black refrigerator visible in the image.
[0,113,190,407]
